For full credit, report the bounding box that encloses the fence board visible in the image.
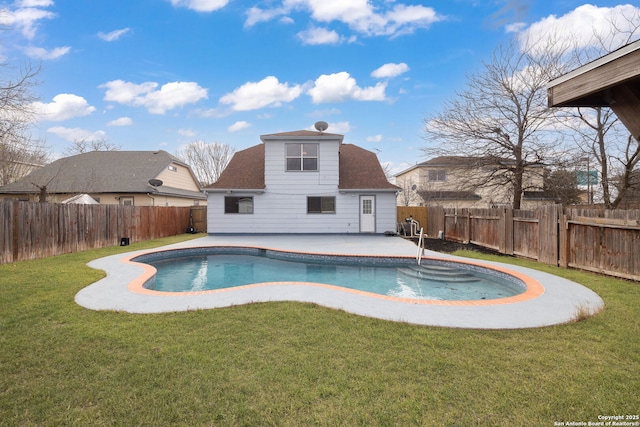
[0,200,198,264]
[397,206,428,234]
[422,204,640,281]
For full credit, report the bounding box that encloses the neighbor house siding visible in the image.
[156,163,201,191]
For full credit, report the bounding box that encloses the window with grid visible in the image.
[286,143,318,171]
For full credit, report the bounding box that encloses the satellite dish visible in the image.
[148,179,163,187]
[314,121,328,132]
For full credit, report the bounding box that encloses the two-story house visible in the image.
[205,125,399,234]
[395,156,548,209]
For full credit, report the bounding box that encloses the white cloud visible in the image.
[250,0,443,37]
[107,117,133,127]
[98,28,131,42]
[0,5,55,39]
[228,121,252,132]
[31,94,96,121]
[48,126,106,142]
[100,80,208,114]
[17,0,53,6]
[325,121,351,133]
[518,4,640,55]
[24,45,70,60]
[366,134,383,142]
[371,62,409,79]
[177,128,197,136]
[245,6,288,27]
[307,72,387,103]
[220,76,303,111]
[297,26,342,45]
[169,0,229,12]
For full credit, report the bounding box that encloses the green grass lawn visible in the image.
[1,235,639,426]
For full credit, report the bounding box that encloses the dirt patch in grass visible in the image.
[412,237,503,255]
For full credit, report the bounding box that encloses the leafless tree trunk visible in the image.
[422,36,569,209]
[175,140,235,187]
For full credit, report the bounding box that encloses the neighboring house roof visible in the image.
[417,190,481,201]
[395,155,543,177]
[0,150,205,199]
[206,139,398,191]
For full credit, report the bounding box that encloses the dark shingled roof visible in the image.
[206,143,398,191]
[418,190,482,200]
[338,144,398,190]
[0,150,205,199]
[207,144,266,189]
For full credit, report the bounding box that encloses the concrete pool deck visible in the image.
[75,235,604,329]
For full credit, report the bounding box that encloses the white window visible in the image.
[286,143,318,171]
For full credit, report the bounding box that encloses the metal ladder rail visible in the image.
[416,227,424,265]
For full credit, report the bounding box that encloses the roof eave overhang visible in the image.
[205,188,266,194]
[260,134,344,143]
[338,188,400,193]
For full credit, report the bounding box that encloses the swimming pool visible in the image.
[76,235,605,328]
[134,247,526,301]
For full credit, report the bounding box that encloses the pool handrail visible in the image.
[417,227,424,265]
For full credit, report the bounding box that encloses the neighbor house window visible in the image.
[428,169,447,181]
[225,196,253,214]
[307,196,335,214]
[286,143,318,171]
[120,197,134,206]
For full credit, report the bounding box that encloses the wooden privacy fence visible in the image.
[0,200,198,264]
[396,206,428,234]
[425,204,640,281]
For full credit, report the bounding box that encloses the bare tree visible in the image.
[63,137,121,155]
[176,140,235,187]
[555,13,640,208]
[0,63,49,185]
[423,36,569,209]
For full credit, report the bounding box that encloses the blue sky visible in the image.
[1,0,639,175]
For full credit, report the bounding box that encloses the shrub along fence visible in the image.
[0,200,198,264]
[424,204,640,281]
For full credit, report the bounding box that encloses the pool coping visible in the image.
[75,235,604,329]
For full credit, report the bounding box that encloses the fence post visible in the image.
[12,200,19,262]
[558,209,569,268]
[501,207,514,255]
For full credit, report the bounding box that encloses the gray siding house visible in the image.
[205,128,399,234]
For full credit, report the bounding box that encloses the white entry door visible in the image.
[360,195,376,233]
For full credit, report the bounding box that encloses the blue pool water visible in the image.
[138,248,525,301]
